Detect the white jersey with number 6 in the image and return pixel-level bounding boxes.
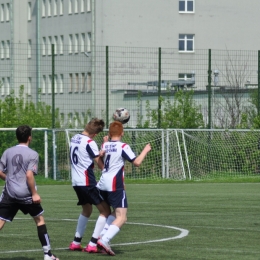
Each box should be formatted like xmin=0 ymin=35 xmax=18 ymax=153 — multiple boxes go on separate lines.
xmin=70 ymin=133 xmax=99 ymax=187
xmin=97 ymin=141 xmax=136 ymax=192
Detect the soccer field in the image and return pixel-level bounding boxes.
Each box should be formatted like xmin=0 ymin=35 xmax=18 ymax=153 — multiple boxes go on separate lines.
xmin=0 ymin=183 xmax=259 ymax=260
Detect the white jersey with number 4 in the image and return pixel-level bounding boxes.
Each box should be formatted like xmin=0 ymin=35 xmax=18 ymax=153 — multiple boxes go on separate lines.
xmin=97 ymin=141 xmax=136 ymax=192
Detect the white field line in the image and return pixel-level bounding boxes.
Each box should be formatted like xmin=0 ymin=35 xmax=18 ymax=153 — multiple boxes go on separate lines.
xmin=0 ymin=218 xmax=189 ymax=254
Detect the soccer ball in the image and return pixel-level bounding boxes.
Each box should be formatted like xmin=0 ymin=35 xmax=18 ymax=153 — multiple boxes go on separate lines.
xmin=113 ymin=108 xmax=130 ymax=124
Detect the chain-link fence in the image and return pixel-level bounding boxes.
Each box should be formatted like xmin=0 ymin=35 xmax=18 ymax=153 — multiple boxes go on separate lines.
xmin=0 ymin=43 xmax=259 ymax=129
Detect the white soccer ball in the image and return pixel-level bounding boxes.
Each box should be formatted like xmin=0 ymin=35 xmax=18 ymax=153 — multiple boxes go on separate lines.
xmin=113 ymin=108 xmax=130 ymax=124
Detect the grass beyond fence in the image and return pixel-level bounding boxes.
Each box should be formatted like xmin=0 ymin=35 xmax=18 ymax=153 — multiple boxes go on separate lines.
xmin=0 ymin=182 xmax=259 ymax=260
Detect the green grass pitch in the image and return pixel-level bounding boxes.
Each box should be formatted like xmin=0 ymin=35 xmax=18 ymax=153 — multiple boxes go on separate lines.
xmin=0 ymin=183 xmax=259 ymax=260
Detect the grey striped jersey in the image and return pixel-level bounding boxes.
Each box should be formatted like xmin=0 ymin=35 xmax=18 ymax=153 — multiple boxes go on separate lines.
xmin=0 ymin=145 xmax=39 ymax=203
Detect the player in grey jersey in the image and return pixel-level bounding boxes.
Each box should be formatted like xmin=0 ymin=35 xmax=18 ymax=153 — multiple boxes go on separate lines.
xmin=0 ymin=125 xmax=59 ymax=260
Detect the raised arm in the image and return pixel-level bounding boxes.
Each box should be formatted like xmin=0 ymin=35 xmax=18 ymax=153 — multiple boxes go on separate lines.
xmin=132 ymin=143 xmax=151 ymax=167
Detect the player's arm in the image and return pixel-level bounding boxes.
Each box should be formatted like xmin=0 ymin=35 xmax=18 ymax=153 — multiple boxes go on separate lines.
xmin=0 ymin=170 xmax=6 ymax=181
xmin=26 ymin=170 xmax=41 ymax=203
xmin=95 ymin=155 xmax=104 ymax=170
xmin=132 ymin=143 xmax=151 ymax=167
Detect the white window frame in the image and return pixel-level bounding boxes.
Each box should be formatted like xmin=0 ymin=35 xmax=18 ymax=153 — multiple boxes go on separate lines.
xmin=1 ymin=4 xmax=4 ymax=22
xmin=1 ymin=78 xmax=5 ymax=95
xmin=42 ymin=37 xmax=46 ymax=56
xmin=179 ymin=34 xmax=194 ymax=52
xmin=59 ymin=0 xmax=63 ymax=15
xmin=28 ymin=2 xmax=32 ymax=21
xmin=59 ymin=35 xmax=64 ymax=54
xmin=6 ymin=40 xmax=10 ymax=59
xmin=87 ymin=0 xmax=91 ymax=12
xmin=28 ymin=39 xmax=32 ymax=58
xmin=74 ymin=34 xmax=79 ymax=53
xmin=81 ymin=73 xmax=85 ymax=92
xmin=54 ymin=74 xmax=58 ymax=93
xmin=48 ymin=0 xmax=51 ymax=17
xmin=87 ymin=32 xmax=91 ymax=52
xmin=42 ymin=75 xmax=46 ymax=94
xmin=27 ymin=77 xmax=32 ymax=96
xmin=179 ymin=0 xmax=194 ymax=13
xmin=69 ymin=0 xmax=72 ymax=14
xmin=42 ymin=0 xmax=46 ymax=17
xmin=80 ymin=33 xmax=85 ymax=52
xmin=48 ymin=36 xmax=52 ymax=55
xmin=80 ymin=0 xmax=85 ymax=12
xmin=75 ymin=0 xmax=78 ymax=13
xmin=48 ymin=75 xmax=52 ymax=94
xmin=53 ymin=0 xmax=57 ymax=16
xmin=87 ymin=72 xmax=91 ymax=92
xmin=6 ymin=77 xmax=10 ymax=95
xmin=1 ymin=41 xmax=5 ymax=59
xmin=69 ymin=73 xmax=73 ymax=92
xmin=54 ymin=36 xmax=58 ymax=54
xmin=75 ymin=73 xmax=79 ymax=92
xmin=6 ymin=3 xmax=10 ymax=21
xmin=69 ymin=34 xmax=73 ymax=54
xmin=60 ymin=74 xmax=64 ymax=93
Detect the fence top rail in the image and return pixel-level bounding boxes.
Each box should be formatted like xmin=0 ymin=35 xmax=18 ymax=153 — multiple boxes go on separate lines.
xmin=62 ymin=128 xmax=164 ymax=132
xmin=0 ymin=128 xmax=48 ymax=130
xmin=173 ymin=129 xmax=260 ymax=132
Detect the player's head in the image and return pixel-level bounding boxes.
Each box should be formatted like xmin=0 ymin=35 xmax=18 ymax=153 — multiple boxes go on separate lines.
xmin=109 ymin=121 xmax=123 ymax=138
xmin=16 ymin=125 xmax=32 ymax=143
xmin=85 ymin=118 xmax=105 ymax=135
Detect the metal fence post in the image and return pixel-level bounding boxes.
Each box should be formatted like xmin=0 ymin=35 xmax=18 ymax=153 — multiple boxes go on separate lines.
xmin=51 ymin=44 xmax=55 ymax=129
xmin=106 ymin=46 xmax=109 ymax=128
xmin=158 ymin=47 xmax=162 ymax=128
xmin=208 ymin=49 xmax=212 ymax=129
xmin=258 ymin=50 xmax=260 ymax=116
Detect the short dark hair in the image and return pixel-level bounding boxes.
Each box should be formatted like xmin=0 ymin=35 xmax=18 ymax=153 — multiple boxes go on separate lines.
xmin=85 ymin=118 xmax=105 ymax=135
xmin=16 ymin=125 xmax=32 ymax=143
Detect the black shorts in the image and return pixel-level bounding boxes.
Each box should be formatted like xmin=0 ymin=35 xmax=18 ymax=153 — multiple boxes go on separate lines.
xmin=73 ymin=186 xmax=104 ymax=206
xmin=101 ymin=189 xmax=128 ymax=209
xmin=0 ymin=190 xmax=44 ymax=222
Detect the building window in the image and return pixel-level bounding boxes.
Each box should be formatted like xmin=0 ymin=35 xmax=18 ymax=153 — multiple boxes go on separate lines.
xmin=60 ymin=74 xmax=64 ymax=93
xmin=42 ymin=0 xmax=46 ymax=17
xmin=54 ymin=36 xmax=58 ymax=54
xmin=1 ymin=41 xmax=5 ymax=59
xmin=48 ymin=0 xmax=51 ymax=17
xmin=60 ymin=0 xmax=63 ymax=15
xmin=87 ymin=72 xmax=91 ymax=92
xmin=87 ymin=0 xmax=91 ymax=12
xmin=75 ymin=34 xmax=79 ymax=53
xmin=179 ymin=34 xmax=194 ymax=52
xmin=48 ymin=36 xmax=52 ymax=55
xmin=48 ymin=75 xmax=52 ymax=94
xmin=54 ymin=74 xmax=58 ymax=93
xmin=42 ymin=37 xmax=46 ymax=55
xmin=59 ymin=35 xmax=63 ymax=54
xmin=42 ymin=75 xmax=46 ymax=94
xmin=6 ymin=3 xmax=10 ymax=21
xmin=28 ymin=39 xmax=32 ymax=58
xmin=81 ymin=0 xmax=85 ymax=12
xmin=69 ymin=0 xmax=72 ymax=14
xmin=81 ymin=73 xmax=85 ymax=92
xmin=6 ymin=77 xmax=10 ymax=95
xmin=87 ymin=32 xmax=91 ymax=52
xmin=1 ymin=4 xmax=4 ymax=22
xmin=69 ymin=73 xmax=73 ymax=92
xmin=80 ymin=33 xmax=85 ymax=52
xmin=75 ymin=0 xmax=78 ymax=13
xmin=75 ymin=73 xmax=79 ymax=92
xmin=27 ymin=77 xmax=32 ymax=96
xmin=179 ymin=0 xmax=194 ymax=13
xmin=1 ymin=78 xmax=5 ymax=95
xmin=28 ymin=2 xmax=32 ymax=21
xmin=54 ymin=0 xmax=57 ymax=16
xmin=69 ymin=34 xmax=73 ymax=54
xmin=6 ymin=40 xmax=10 ymax=59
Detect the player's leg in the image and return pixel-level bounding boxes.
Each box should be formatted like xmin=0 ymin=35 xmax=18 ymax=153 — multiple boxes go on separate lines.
xmin=99 ymin=212 xmax=116 ymax=238
xmin=0 ymin=219 xmax=6 ymax=230
xmin=70 ymin=203 xmax=92 ymax=251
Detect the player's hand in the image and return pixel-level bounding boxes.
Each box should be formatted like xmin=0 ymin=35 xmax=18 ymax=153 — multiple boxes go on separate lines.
xmin=32 ymin=193 xmax=41 ymax=204
xmin=103 ymin=135 xmax=109 ymax=143
xmin=144 ymin=143 xmax=152 ymax=153
xmin=99 ymin=150 xmax=106 ymax=157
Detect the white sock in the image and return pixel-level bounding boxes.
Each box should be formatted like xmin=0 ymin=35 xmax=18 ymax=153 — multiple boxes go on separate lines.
xmin=100 ymin=215 xmax=116 ymax=237
xmin=102 ymin=224 xmax=120 ymax=243
xmin=74 ymin=214 xmax=88 ymax=240
xmin=92 ymin=215 xmax=107 ymax=239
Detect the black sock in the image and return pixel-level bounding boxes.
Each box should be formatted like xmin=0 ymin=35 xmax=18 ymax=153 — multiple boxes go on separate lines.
xmin=37 ymin=224 xmax=52 ymax=255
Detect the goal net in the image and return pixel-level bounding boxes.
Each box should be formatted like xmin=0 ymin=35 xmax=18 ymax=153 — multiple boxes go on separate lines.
xmin=44 ymin=129 xmax=260 ymax=181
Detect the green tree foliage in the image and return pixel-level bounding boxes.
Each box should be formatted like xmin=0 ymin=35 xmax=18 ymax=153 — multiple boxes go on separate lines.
xmin=137 ymin=90 xmax=205 ymax=129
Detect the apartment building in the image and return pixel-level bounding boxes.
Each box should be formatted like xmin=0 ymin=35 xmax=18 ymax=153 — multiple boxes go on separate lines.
xmin=0 ymin=0 xmax=259 ymax=126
